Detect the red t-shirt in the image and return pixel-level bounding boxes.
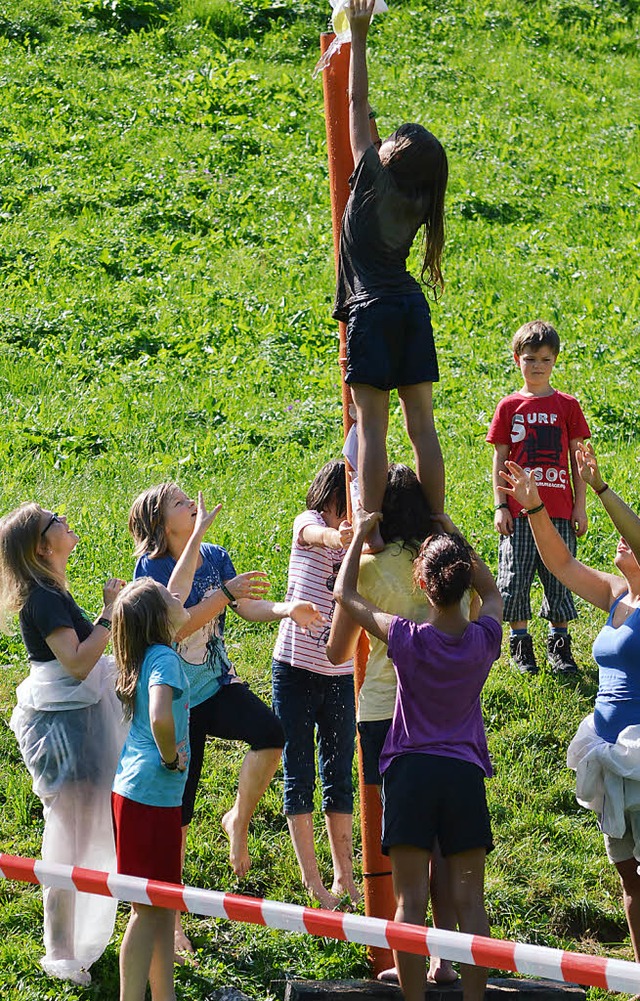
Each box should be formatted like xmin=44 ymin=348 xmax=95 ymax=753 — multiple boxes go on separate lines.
xmin=487 ymin=390 xmax=590 ymax=519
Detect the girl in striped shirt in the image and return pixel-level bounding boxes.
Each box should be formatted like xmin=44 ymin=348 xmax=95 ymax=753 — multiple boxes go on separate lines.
xmin=272 ymin=460 xmax=360 ymax=908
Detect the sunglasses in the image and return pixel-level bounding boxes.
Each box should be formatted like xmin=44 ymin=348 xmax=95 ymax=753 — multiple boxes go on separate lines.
xmin=41 ymin=513 xmax=62 ymax=537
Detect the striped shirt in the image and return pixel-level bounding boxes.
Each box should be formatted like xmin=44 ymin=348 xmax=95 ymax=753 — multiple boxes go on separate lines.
xmin=273 ymin=510 xmax=353 ymax=676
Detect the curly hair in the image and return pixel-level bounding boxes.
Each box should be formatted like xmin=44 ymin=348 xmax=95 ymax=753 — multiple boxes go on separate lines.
xmin=413 ymin=532 xmax=474 ymax=608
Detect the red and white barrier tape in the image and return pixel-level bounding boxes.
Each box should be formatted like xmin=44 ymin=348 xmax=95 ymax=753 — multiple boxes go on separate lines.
xmin=1 ymin=853 xmax=637 ymax=991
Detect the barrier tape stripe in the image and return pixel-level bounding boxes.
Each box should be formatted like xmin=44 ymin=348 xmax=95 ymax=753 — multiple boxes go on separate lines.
xmin=1 ymin=853 xmax=638 ymax=992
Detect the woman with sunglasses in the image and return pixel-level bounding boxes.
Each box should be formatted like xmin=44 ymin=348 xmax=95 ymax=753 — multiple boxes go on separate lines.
xmin=0 ymin=503 xmax=128 ymax=986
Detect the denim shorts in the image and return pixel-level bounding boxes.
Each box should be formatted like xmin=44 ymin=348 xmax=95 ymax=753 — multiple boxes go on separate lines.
xmin=272 ymin=659 xmax=356 ymax=815
xmin=345 ymin=292 xmax=439 ymax=391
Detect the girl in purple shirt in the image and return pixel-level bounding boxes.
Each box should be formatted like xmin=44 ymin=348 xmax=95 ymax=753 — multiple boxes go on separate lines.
xmin=335 ymin=506 xmax=502 ymax=1001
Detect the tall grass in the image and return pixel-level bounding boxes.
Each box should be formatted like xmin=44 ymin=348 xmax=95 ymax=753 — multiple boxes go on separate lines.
xmin=0 ymin=0 xmax=639 ymax=997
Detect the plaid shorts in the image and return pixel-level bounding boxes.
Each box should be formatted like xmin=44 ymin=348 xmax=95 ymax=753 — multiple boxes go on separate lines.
xmin=497 ymin=516 xmax=577 ymax=623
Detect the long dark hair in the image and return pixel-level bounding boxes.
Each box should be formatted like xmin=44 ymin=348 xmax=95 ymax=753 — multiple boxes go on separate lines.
xmin=385 ymin=123 xmax=448 ymax=297
xmin=379 ymin=464 xmax=433 ymax=556
xmin=306 ymin=460 xmax=347 ymax=519
xmin=413 ymin=533 xmax=474 ymax=608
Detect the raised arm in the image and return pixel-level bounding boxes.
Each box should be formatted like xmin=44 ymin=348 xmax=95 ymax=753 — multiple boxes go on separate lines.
xmin=570 ymin=438 xmax=588 ymax=537
xmin=346 ymin=0 xmax=376 ymax=164
xmin=577 ymin=441 xmax=640 ymax=564
xmin=499 ymin=461 xmax=624 ymax=612
xmin=333 ymin=507 xmax=393 ymax=644
xmin=45 ymin=577 xmax=125 ymax=680
xmin=168 ymin=492 xmax=221 ymax=604
xmin=432 ymin=513 xmax=502 ymax=623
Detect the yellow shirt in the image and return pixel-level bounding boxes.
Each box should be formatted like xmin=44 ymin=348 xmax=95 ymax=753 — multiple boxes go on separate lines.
xmin=358 ymin=543 xmax=431 ymax=722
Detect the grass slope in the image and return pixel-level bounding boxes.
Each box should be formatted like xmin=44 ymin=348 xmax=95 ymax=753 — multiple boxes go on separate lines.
xmin=0 ymin=0 xmax=639 ymax=997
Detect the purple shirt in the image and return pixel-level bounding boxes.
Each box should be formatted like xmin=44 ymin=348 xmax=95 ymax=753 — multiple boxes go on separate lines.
xmin=380 ymin=615 xmax=503 ymax=777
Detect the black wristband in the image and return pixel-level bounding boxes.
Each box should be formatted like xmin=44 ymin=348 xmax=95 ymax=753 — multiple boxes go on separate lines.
xmin=494 ymin=503 xmax=509 ymax=511
xmin=594 ymin=483 xmax=609 ymax=496
xmin=220 ymin=582 xmax=238 ymax=609
xmin=162 ymin=753 xmax=179 ymax=771
xmin=96 ymin=617 xmax=112 ymax=631
xmin=368 ymin=109 xmax=377 ymax=119
xmin=525 ymin=502 xmax=545 ymax=516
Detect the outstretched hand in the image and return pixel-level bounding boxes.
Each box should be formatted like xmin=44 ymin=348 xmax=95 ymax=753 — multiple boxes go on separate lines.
xmin=498 ymin=461 xmax=542 ymax=510
xmin=289 ymin=600 xmax=327 ymax=634
xmin=193 ymin=491 xmax=222 ymax=538
xmin=576 ymin=441 xmax=606 ymax=491
xmin=345 ymin=0 xmax=375 ymax=33
xmin=226 ymin=571 xmax=271 ymax=602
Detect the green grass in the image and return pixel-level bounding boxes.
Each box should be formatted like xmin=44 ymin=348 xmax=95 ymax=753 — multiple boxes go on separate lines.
xmin=1 ymin=0 xmax=640 ymax=996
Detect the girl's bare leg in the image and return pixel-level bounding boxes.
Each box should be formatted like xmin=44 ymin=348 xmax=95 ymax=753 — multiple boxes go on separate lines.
xmin=121 ymin=904 xmax=175 ymax=1001
xmin=389 ymin=845 xmax=431 ymax=1001
xmin=174 ymin=825 xmax=195 ymax=960
xmin=221 ymin=746 xmax=282 ymax=877
xmin=428 ymin=844 xmax=458 ymax=983
xmin=398 ymin=382 xmax=445 ymax=514
xmin=350 ymin=383 xmax=389 ymax=552
xmin=326 ymin=811 xmax=361 ymax=905
xmin=448 ymin=848 xmax=490 ymax=1001
xmin=287 ymin=813 xmax=339 ymax=908
xmin=149 ymin=907 xmax=178 ymax=1001
xmin=615 ymin=857 xmax=640 ymax=961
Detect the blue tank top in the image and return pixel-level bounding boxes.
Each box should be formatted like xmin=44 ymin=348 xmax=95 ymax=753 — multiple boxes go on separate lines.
xmin=593 ymin=592 xmax=640 ymax=743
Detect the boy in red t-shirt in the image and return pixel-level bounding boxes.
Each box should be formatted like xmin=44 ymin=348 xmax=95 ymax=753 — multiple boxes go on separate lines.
xmin=487 ymin=320 xmax=590 ymax=675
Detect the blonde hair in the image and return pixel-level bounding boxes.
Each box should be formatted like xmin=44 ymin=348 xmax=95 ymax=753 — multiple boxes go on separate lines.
xmin=128 ymin=483 xmax=178 ymax=559
xmin=112 ymin=577 xmax=175 ymax=720
xmin=0 ymin=503 xmax=66 ymax=631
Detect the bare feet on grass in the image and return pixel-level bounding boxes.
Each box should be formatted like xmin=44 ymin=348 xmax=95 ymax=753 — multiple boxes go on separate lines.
xmin=331 ymin=877 xmax=362 ymax=909
xmin=305 ymin=880 xmax=340 ymax=910
xmin=221 ymin=808 xmax=251 ymax=877
xmin=427 ymin=957 xmax=458 ymax=984
xmin=174 ymin=916 xmax=198 ymax=966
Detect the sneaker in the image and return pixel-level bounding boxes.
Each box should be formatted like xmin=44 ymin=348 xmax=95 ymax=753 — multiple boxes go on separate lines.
xmin=509 ymin=633 xmax=538 ymax=674
xmin=547 ymin=633 xmax=579 ymax=675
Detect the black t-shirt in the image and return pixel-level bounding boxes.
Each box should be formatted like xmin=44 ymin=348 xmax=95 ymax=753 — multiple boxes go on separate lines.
xmin=333 ymin=145 xmax=426 ymax=322
xmin=19 ymin=584 xmax=94 ymax=661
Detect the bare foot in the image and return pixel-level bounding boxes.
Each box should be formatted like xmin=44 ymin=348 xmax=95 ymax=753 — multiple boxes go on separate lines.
xmin=377 ymin=967 xmax=399 ymax=983
xmin=221 ymin=809 xmax=251 ymax=877
xmin=427 ymin=957 xmax=458 ymax=984
xmin=174 ymin=920 xmax=198 ymax=966
xmin=305 ymin=882 xmax=340 ymax=910
xmin=331 ymin=878 xmax=362 ymax=907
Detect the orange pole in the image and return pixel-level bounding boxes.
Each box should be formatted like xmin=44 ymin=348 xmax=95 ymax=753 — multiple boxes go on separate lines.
xmin=320 ymin=32 xmax=395 ymax=977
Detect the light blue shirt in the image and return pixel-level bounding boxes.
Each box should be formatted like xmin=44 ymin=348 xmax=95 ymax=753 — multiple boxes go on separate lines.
xmin=113 ymin=644 xmax=190 ymax=807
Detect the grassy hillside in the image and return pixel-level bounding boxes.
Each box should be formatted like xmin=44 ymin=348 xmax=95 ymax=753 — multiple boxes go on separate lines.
xmin=1 ymin=0 xmax=639 ymax=997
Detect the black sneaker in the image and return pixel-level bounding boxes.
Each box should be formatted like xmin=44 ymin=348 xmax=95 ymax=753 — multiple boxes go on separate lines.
xmin=547 ymin=633 xmax=579 ymax=675
xmin=510 ymin=633 xmax=538 ymax=674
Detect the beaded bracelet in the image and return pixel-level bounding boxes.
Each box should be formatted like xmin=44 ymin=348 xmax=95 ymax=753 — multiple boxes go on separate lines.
xmin=525 ymin=502 xmax=545 ymax=516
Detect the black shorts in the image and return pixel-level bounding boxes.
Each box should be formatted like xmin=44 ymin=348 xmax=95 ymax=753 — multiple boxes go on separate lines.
xmin=358 ymin=718 xmax=392 ymax=786
xmin=382 ymin=753 xmax=493 ymax=857
xmin=345 ymin=292 xmax=439 ymax=391
xmin=182 ymin=682 xmax=285 ymax=825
